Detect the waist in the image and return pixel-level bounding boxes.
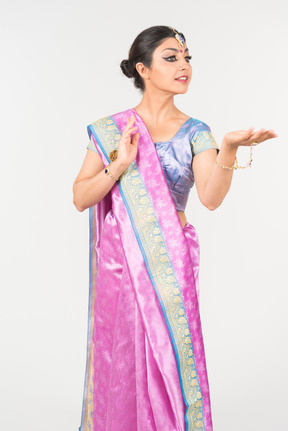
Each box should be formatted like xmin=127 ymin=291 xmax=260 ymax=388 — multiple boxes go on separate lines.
xmin=177 ymin=211 xmax=187 ymax=229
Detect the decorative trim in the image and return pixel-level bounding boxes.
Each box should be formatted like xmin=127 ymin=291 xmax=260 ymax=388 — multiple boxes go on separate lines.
xmin=88 ymin=115 xmax=205 ymax=430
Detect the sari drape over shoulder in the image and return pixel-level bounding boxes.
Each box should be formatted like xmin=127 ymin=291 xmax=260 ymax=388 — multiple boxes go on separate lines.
xmin=79 ymin=108 xmax=214 ymax=431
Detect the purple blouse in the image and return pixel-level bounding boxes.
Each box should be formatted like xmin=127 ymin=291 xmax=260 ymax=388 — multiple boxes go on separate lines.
xmin=87 ymin=118 xmax=219 ymax=211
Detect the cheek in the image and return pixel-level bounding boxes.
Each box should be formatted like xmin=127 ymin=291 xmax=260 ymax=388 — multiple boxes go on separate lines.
xmin=153 ymin=63 xmax=175 ymax=80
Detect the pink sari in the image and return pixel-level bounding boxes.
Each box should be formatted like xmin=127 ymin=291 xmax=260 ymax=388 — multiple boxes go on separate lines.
xmin=79 ymin=108 xmax=213 ymax=431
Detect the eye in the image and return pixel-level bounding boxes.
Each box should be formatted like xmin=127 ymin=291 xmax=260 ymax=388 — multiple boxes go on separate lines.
xmin=164 ymin=55 xmax=177 ymax=62
xmin=163 ymin=55 xmax=192 ymax=62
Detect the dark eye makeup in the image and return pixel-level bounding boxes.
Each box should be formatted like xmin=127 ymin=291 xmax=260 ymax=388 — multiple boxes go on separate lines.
xmin=163 ymin=55 xmax=192 ymax=62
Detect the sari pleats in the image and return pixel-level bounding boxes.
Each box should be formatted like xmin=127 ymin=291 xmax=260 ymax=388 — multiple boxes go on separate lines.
xmin=145 ymin=335 xmax=183 ymax=430
xmin=90 ymin=209 xmax=197 ymax=430
xmin=135 ymin=302 xmax=157 ymax=430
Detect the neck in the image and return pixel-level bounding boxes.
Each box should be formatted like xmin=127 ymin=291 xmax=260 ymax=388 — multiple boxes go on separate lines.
xmin=134 ymin=90 xmax=180 ymax=125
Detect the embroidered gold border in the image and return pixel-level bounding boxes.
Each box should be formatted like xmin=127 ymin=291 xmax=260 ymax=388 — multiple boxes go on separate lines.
xmin=90 ymin=116 xmax=205 ymax=430
xmin=191 ymin=130 xmax=219 ymax=157
xmin=82 ymin=206 xmax=97 ymax=431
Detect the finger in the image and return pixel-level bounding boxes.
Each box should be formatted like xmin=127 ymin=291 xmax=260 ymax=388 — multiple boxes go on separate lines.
xmin=131 ymin=132 xmax=140 ymax=146
xmin=123 ymin=126 xmax=138 ymax=137
xmin=254 ymin=129 xmax=275 ymax=139
xmin=249 ymin=129 xmax=267 ymax=141
xmin=125 ymin=117 xmax=137 ymax=131
xmin=257 ymin=129 xmax=274 ymax=138
xmin=124 ymin=115 xmax=135 ymax=130
xmin=244 ymin=128 xmax=255 ymax=139
xmin=128 ymin=114 xmax=136 ymax=124
xmin=256 ymin=130 xmax=278 ymax=141
xmin=123 ymin=124 xmax=138 ymax=136
xmin=248 ymin=129 xmax=276 ymax=145
xmin=262 ymin=129 xmax=278 ymax=137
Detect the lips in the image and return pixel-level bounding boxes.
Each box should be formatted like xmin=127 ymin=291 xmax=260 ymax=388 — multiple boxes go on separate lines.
xmin=175 ymin=75 xmax=188 ymax=81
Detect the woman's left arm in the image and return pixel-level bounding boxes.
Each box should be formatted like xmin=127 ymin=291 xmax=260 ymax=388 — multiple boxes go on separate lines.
xmin=192 ymin=127 xmax=278 ymax=211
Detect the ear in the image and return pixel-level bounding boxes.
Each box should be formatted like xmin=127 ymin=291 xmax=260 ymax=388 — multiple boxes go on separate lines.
xmin=135 ymin=62 xmax=150 ymax=80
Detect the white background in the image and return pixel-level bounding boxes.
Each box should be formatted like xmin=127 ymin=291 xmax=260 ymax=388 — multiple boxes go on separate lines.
xmin=1 ymin=0 xmax=287 ymax=430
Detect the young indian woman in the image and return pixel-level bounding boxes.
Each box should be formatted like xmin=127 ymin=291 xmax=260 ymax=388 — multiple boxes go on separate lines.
xmin=73 ymin=25 xmax=277 ymax=431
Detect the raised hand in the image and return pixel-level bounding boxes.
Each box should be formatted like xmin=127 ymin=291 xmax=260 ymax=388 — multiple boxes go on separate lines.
xmin=117 ymin=114 xmax=140 ymax=167
xmin=224 ymin=127 xmax=278 ymax=149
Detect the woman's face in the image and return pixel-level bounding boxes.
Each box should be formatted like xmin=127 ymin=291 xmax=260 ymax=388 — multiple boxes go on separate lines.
xmin=140 ymin=37 xmax=192 ymax=94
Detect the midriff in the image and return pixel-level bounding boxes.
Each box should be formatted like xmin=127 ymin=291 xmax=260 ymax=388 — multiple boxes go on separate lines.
xmin=177 ymin=211 xmax=187 ymax=229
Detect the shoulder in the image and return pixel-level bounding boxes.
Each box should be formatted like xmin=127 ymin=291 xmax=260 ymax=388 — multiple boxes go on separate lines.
xmin=88 ymin=114 xmax=114 ymax=130
xmin=87 ymin=108 xmax=131 ymax=135
xmin=188 ymin=118 xmax=219 ymax=157
xmin=189 ymin=118 xmax=211 ymax=138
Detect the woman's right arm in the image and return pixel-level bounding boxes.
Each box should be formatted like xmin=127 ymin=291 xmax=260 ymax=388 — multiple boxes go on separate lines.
xmin=73 ymin=152 xmax=128 ymax=212
xmin=73 ymin=114 xmax=139 ymax=212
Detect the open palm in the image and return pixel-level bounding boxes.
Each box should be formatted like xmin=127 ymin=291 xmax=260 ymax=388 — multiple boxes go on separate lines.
xmin=224 ymin=127 xmax=278 ymax=149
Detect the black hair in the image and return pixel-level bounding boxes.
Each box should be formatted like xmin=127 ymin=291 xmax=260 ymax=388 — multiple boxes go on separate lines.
xmin=120 ymin=25 xmax=186 ymax=93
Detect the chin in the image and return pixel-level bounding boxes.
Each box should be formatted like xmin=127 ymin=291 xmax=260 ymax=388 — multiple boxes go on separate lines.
xmin=174 ymin=82 xmax=190 ymax=94
xmin=157 ymin=83 xmax=190 ymax=95
xmin=179 ymin=87 xmax=189 ymax=94
xmin=174 ymin=87 xmax=189 ymax=95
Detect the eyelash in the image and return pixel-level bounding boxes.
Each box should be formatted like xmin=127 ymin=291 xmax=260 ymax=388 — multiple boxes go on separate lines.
xmin=164 ymin=55 xmax=192 ymax=62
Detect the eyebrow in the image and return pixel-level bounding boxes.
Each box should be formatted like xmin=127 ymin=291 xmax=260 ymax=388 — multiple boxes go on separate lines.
xmin=161 ymin=47 xmax=189 ymax=53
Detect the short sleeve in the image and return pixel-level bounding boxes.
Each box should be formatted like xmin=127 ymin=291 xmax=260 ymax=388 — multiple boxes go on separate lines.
xmin=191 ymin=130 xmax=219 ymax=157
xmin=86 ymin=137 xmax=99 ymax=154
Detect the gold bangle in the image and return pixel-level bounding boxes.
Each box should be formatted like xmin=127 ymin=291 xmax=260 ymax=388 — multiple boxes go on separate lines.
xmin=104 ymin=163 xmax=119 ymax=181
xmin=216 ymin=143 xmax=254 ymax=170
xmin=215 ymin=158 xmax=237 ymax=170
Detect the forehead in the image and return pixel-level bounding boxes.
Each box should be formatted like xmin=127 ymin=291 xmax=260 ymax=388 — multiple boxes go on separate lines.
xmin=155 ymin=37 xmax=189 ymax=54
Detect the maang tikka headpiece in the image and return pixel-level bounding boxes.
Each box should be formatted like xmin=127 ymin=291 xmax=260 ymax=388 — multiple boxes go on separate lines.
xmin=169 ymin=26 xmax=185 ymax=47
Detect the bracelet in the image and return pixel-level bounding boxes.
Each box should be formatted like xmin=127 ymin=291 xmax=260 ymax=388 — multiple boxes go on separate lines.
xmin=107 ymin=147 xmax=128 ymax=180
xmin=104 ymin=163 xmax=119 ymax=181
xmin=109 ymin=149 xmax=118 ymax=162
xmin=216 ymin=142 xmax=256 ymax=170
xmin=105 ymin=149 xmax=120 ymax=181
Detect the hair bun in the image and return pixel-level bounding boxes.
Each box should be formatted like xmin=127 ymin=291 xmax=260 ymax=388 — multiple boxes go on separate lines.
xmin=120 ymin=59 xmax=134 ymax=78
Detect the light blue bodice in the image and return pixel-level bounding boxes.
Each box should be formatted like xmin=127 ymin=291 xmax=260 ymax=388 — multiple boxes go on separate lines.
xmin=87 ymin=118 xmax=219 ymax=211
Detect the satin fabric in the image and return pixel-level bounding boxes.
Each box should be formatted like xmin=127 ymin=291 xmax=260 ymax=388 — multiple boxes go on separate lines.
xmin=86 ymin=109 xmax=219 ymax=211
xmin=86 ymin=108 xmax=219 ymax=212
xmin=143 ymin=112 xmax=195 ymax=212
xmin=79 ymin=108 xmax=213 ymax=431
xmin=86 ymin=209 xmax=201 ymax=431
xmin=131 ymin=108 xmax=219 ymax=212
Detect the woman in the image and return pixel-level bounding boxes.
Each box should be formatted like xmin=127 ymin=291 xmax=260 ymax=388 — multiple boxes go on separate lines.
xmin=73 ymin=26 xmax=277 ymax=431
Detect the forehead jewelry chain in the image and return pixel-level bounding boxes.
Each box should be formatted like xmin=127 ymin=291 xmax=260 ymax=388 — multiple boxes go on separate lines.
xmin=169 ymin=26 xmax=185 ymax=47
